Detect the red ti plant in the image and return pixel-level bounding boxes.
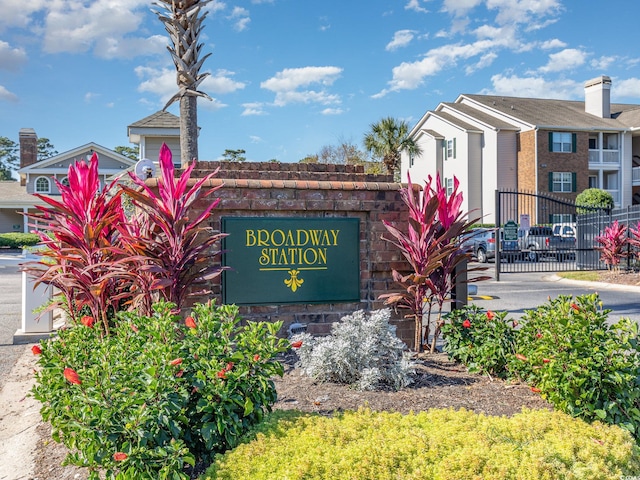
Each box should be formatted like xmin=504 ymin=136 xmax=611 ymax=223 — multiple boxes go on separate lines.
xmin=628 ymin=222 xmax=640 ymax=265
xmin=22 ymin=153 xmax=138 ymax=335
xmin=595 ymin=220 xmax=628 ymax=270
xmin=118 ymin=143 xmax=227 ymax=311
xmin=379 ymin=173 xmax=485 ymax=352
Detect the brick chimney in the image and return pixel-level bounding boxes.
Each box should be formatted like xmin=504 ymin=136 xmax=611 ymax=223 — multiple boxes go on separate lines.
xmin=584 ymin=75 xmax=611 ymax=118
xmin=19 ymin=128 xmax=38 ymax=186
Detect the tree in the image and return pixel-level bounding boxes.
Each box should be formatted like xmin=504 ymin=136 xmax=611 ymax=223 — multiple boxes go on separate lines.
xmin=155 ymin=0 xmax=213 ymax=167
xmin=0 ymin=137 xmax=18 ymax=180
xmin=363 ymin=117 xmax=421 ymax=176
xmin=114 ymin=145 xmax=140 ymax=161
xmin=301 ymin=139 xmax=384 ymax=174
xmin=576 ymin=188 xmax=614 ymax=214
xmin=37 ymin=138 xmax=58 ymax=160
xmin=222 ymin=149 xmax=246 ymax=162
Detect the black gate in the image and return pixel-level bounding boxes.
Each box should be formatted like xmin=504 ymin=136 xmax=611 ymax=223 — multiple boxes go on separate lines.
xmin=494 ymin=190 xmax=604 ymax=279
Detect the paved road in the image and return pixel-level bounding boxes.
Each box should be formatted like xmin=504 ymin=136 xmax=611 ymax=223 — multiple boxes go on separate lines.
xmin=466 ymin=265 xmax=640 ymax=323
xmin=0 ymin=252 xmax=27 ymax=391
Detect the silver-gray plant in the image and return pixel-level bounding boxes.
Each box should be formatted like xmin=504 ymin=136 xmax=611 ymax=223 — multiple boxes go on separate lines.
xmin=293 ymin=309 xmax=416 ymax=391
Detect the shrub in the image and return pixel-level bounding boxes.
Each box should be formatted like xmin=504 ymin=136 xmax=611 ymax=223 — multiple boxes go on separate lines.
xmin=511 ymin=294 xmax=640 ymax=439
xmin=576 ymin=188 xmax=614 ymax=214
xmin=31 ymin=301 xmax=288 ymax=480
xmin=441 ymin=306 xmax=517 ymax=378
xmin=204 ymin=408 xmax=640 ymax=479
xmin=595 ymin=220 xmax=628 ymax=268
xmin=0 ymin=232 xmax=40 ymax=248
xmin=293 ymin=309 xmax=415 ymax=391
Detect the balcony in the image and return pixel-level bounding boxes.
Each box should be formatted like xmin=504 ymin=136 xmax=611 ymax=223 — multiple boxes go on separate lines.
xmin=606 ymin=189 xmax=620 ymax=205
xmin=634 ymin=166 xmax=640 ymax=186
xmin=588 ymin=149 xmax=620 ymax=166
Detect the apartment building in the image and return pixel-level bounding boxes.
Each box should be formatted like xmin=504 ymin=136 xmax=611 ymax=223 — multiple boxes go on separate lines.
xmin=402 ymin=76 xmax=640 ymax=224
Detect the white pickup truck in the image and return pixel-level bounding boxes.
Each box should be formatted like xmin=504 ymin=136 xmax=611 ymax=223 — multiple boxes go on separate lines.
xmin=518 ymin=226 xmax=576 ymax=262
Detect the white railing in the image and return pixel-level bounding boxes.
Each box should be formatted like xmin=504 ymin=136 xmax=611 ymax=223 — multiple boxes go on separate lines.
xmin=588 ymin=149 xmax=620 ymax=165
xmin=634 ymin=167 xmax=640 ymax=185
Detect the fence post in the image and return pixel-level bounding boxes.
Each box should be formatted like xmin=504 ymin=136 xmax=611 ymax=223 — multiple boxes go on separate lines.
xmin=495 ymin=189 xmax=501 ymax=281
xmin=451 ymin=258 xmax=468 ymax=311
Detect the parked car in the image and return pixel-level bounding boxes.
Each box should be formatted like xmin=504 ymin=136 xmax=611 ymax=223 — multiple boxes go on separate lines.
xmin=552 ymin=223 xmax=576 ymax=238
xmin=461 ymin=228 xmax=519 ymax=263
xmin=518 ymin=226 xmax=576 ymax=261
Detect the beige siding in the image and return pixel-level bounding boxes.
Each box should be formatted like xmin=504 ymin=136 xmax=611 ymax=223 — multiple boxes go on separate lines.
xmin=497 ymin=132 xmax=517 ymax=189
xmin=143 ymin=137 xmax=181 ymax=163
xmin=0 ymin=209 xmax=23 ymax=233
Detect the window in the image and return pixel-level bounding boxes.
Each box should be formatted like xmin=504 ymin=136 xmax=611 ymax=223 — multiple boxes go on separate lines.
xmin=549 ymin=132 xmax=576 ymax=153
xmin=60 ymin=177 xmax=70 ymax=187
xmin=445 ymin=177 xmax=454 ymax=196
xmin=549 ymin=172 xmax=576 ymax=193
xmin=446 ymin=138 xmax=456 ymax=159
xmin=588 ymin=136 xmax=598 ymax=150
xmin=34 ymin=176 xmax=51 ymax=193
xmin=588 ymin=175 xmax=598 ymax=189
xmin=603 ymin=133 xmax=618 ymax=150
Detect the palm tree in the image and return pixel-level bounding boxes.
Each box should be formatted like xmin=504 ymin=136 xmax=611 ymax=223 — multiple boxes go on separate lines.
xmin=155 ymin=0 xmax=213 ymax=167
xmin=363 ymin=117 xmax=421 ymax=177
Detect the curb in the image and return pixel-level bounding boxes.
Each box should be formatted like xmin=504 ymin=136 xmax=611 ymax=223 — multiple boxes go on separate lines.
xmin=545 ymin=274 xmax=640 ymax=293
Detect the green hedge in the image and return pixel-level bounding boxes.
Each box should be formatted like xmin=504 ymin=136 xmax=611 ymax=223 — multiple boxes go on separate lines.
xmin=0 ymin=232 xmax=40 ymax=249
xmin=204 ymin=408 xmax=640 ymax=480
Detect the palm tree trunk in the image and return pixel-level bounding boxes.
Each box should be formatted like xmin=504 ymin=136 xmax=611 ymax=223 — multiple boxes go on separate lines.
xmin=180 ymin=95 xmax=198 ymax=166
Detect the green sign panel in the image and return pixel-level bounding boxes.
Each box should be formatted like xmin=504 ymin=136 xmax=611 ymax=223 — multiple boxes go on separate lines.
xmin=503 ymin=220 xmax=518 ymax=241
xmin=221 ymin=217 xmax=360 ymax=305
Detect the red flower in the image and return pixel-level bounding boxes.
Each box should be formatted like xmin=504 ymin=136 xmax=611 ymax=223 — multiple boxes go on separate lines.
xmin=175 ymin=369 xmax=184 ymax=378
xmin=542 ymin=358 xmax=550 ymax=364
xmin=217 ymin=370 xmax=226 ymax=379
xmin=80 ymin=315 xmax=95 ymax=328
xmin=185 ymin=316 xmax=196 ymax=329
xmin=486 ymin=310 xmax=495 ymax=320
xmin=63 ymin=368 xmax=81 ymax=385
xmin=225 ymin=362 xmax=234 ymax=372
xmin=515 ymin=353 xmax=528 ymax=361
xmin=130 ymin=323 xmax=139 ymax=333
xmin=253 ymin=354 xmax=260 ymax=362
xmin=536 ymin=332 xmax=543 ymax=339
xmin=113 ymin=452 xmax=128 ymax=461
xmin=31 ymin=345 xmax=42 ymax=355
xmin=462 ymin=319 xmax=471 ymax=328
xmin=570 ymin=303 xmax=580 ymax=312
xmin=170 ymin=358 xmax=183 ymax=366
xmin=530 ymin=387 xmax=541 ymax=393
xmin=291 ymin=340 xmax=303 ymax=349
xmin=512 ymin=320 xmax=519 ymax=328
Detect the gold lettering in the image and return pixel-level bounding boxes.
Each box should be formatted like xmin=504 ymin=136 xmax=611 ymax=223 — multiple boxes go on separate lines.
xmin=246 ymin=230 xmax=256 ymax=247
xmin=317 ymin=248 xmax=327 ymax=264
xmin=257 ymin=230 xmax=269 ymax=247
xmin=271 ymin=229 xmax=285 ymax=246
xmin=308 ymin=230 xmax=321 ymax=245
xmin=296 ymin=230 xmax=309 ymax=246
xmin=330 ymin=229 xmax=339 ymax=245
xmin=259 ymin=248 xmax=270 ymax=265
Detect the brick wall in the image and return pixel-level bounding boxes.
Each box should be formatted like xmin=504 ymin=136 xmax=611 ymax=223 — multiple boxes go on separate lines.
xmin=536 ymin=130 xmax=589 ymax=200
xmin=177 ymin=161 xmax=415 ymax=345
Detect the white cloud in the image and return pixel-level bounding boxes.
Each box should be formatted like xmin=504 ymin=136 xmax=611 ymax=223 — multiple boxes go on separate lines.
xmin=465 ymin=52 xmax=498 ymax=74
xmin=540 ymin=38 xmax=567 ymax=50
xmin=442 ymin=0 xmax=483 ymax=17
xmin=484 ymin=74 xmax=581 ymax=99
xmin=201 ymin=70 xmax=246 ymax=94
xmin=405 ymin=0 xmax=429 ymax=13
xmin=0 ymin=41 xmax=27 ymax=71
xmin=614 ymin=78 xmax=640 ymax=100
xmin=486 ymin=0 xmax=563 ymax=26
xmin=84 ymin=92 xmax=100 ymax=103
xmin=93 ymin=35 xmax=167 ymax=60
xmin=538 ymin=48 xmax=586 ymax=73
xmin=321 ymin=108 xmax=343 ymax=115
xmin=0 ymin=0 xmax=47 ymax=32
xmin=41 ymin=0 xmax=158 ymax=58
xmin=0 ymin=85 xmax=18 ymax=103
xmin=261 ymin=66 xmax=343 ymax=106
xmin=249 ymin=135 xmax=263 ymax=143
xmin=386 ymin=30 xmax=416 ymax=51
xmin=136 ymin=65 xmax=243 ymax=107
xmin=229 ymin=6 xmax=250 ymax=31
xmin=375 ymin=38 xmax=509 ymax=96
xmin=590 ymin=55 xmax=620 ymax=71
xmin=242 ymin=102 xmax=267 ymax=116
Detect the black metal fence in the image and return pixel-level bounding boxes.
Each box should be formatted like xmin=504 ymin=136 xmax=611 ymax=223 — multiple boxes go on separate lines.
xmin=494 ymin=190 xmax=605 ymax=278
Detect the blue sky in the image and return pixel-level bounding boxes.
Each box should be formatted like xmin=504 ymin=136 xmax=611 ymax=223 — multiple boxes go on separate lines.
xmin=1 ymin=0 xmax=640 ymax=165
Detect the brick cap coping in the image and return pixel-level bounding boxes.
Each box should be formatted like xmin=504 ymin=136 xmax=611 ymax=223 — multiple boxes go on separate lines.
xmin=146 ymin=178 xmax=408 ymax=191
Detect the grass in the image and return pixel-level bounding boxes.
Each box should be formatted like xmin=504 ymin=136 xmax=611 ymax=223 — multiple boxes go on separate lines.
xmin=556 ymin=271 xmax=601 ymax=282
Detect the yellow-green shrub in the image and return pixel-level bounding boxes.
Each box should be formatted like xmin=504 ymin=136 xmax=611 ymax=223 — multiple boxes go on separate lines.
xmin=203 ymin=408 xmax=640 ymax=480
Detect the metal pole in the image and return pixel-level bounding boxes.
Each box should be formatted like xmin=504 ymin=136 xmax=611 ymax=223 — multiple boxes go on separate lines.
xmin=495 ymin=189 xmax=501 ymax=281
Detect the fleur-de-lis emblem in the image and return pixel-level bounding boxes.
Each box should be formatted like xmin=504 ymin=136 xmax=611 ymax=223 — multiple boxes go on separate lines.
xmin=284 ymin=269 xmax=304 ymax=292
